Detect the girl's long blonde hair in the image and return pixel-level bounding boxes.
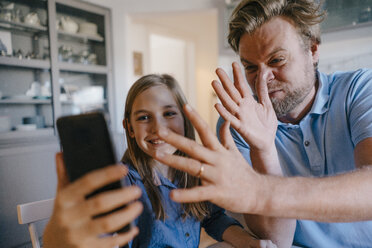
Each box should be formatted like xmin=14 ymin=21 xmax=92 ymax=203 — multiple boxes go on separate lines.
xmin=122 ymin=74 xmax=209 ymax=221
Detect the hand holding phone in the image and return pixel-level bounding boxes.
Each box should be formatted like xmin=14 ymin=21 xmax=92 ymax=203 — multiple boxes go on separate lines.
xmin=43 ymin=153 xmax=142 ymax=248
xmin=56 ymin=112 xmax=131 ymax=235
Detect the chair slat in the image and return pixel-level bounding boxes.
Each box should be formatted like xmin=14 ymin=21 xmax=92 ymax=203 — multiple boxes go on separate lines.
xmin=17 ymin=198 xmax=54 ymax=224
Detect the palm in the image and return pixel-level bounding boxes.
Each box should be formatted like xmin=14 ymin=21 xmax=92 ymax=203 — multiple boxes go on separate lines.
xmin=213 ymin=63 xmax=277 ymax=151
xmin=234 ymin=98 xmax=277 ymax=150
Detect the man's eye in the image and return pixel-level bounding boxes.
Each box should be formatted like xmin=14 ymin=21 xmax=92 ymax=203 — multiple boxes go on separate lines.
xmin=270 ymin=58 xmax=285 ymax=65
xmin=244 ymin=66 xmax=257 ymax=73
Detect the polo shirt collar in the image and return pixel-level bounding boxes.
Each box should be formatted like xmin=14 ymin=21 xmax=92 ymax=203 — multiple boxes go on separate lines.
xmin=309 ymin=70 xmax=330 ymax=115
xmin=277 ymin=70 xmax=330 ymax=126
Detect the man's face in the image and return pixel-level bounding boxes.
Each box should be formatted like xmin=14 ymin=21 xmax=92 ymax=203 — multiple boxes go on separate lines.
xmin=238 ymin=16 xmax=319 ymax=121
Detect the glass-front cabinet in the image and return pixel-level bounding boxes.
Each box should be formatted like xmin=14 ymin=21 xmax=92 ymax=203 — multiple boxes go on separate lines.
xmin=0 ymin=0 xmax=113 ymax=142
xmin=0 ymin=0 xmax=53 ymax=135
xmin=322 ymin=0 xmax=372 ymax=31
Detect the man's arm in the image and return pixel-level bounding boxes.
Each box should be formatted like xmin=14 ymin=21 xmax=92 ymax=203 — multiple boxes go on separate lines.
xmin=154 ymin=105 xmax=372 ymax=222
xmin=243 ymin=147 xmax=296 ymax=247
xmin=216 ymin=119 xmax=295 ymax=247
xmin=201 ymin=202 xmax=277 ymax=248
xmin=214 ymin=63 xmax=296 ymax=247
xmin=259 ymin=137 xmax=372 ymax=222
xmin=222 ymin=225 xmax=277 ymax=248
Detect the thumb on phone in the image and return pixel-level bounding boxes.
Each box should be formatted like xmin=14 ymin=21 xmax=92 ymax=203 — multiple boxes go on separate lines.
xmin=55 ymin=152 xmax=70 ymax=191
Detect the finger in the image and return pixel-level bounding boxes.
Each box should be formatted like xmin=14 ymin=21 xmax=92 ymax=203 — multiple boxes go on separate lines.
xmin=183 ymin=104 xmax=222 ymax=151
xmin=96 ymin=226 xmax=139 ymax=248
xmin=214 ymin=103 xmax=241 ymax=130
xmin=255 ymin=74 xmax=272 ymax=107
xmin=155 ymin=152 xmax=214 ymax=181
xmin=232 ymin=62 xmax=252 ymax=98
xmin=56 ymin=152 xmax=70 ymax=191
xmin=216 ymin=67 xmax=241 ymax=103
xmin=156 ymin=126 xmax=219 ymax=167
xmin=60 ymin=165 xmax=128 ymax=207
xmin=82 ymin=201 xmax=143 ymax=236
xmin=84 ymin=186 xmax=142 ymax=217
xmin=212 ymin=80 xmax=240 ymax=116
xmin=219 ymin=121 xmax=238 ymax=152
xmin=170 ymin=186 xmax=214 ymax=203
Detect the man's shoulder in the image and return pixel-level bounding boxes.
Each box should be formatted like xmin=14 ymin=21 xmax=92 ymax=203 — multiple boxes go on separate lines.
xmin=320 ymin=68 xmax=372 ymax=97
xmin=324 ymin=68 xmax=372 ymax=85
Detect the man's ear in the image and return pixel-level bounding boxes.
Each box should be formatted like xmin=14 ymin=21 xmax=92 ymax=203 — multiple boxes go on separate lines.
xmin=310 ymin=41 xmax=320 ymax=66
xmin=123 ymin=119 xmax=135 ymax=138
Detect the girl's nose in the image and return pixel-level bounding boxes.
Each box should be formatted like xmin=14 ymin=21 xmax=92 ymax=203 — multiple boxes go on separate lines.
xmin=151 ymin=117 xmax=165 ymax=133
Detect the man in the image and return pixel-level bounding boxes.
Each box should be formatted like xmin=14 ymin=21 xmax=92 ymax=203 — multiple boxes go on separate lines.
xmin=154 ymin=0 xmax=372 ymax=247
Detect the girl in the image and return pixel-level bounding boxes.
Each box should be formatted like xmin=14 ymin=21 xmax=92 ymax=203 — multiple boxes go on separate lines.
xmin=122 ymin=74 xmax=275 ymax=248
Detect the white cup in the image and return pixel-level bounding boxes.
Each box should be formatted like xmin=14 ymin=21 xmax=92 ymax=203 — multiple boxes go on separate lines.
xmin=0 ymin=116 xmax=11 ymax=133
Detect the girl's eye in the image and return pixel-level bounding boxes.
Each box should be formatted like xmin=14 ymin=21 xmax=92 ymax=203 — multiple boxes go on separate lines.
xmin=164 ymin=111 xmax=177 ymax=118
xmin=136 ymin=115 xmax=149 ymax=121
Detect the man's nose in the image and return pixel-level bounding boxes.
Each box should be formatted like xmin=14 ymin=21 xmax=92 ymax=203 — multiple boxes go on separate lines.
xmin=256 ymin=67 xmax=274 ymax=87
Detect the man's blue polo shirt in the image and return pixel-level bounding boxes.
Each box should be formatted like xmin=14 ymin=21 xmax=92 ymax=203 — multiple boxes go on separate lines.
xmin=217 ymin=69 xmax=372 ymax=247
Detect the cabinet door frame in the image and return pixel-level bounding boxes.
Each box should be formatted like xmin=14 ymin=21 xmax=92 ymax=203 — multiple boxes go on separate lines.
xmin=47 ymin=0 xmax=115 ymax=134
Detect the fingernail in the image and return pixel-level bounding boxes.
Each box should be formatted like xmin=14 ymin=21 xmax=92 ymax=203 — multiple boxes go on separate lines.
xmin=158 ymin=128 xmax=168 ymax=137
xmin=118 ymin=164 xmax=128 ymax=174
xmin=184 ymin=104 xmax=192 ymax=112
xmin=155 ymin=151 xmax=164 ymax=158
xmin=170 ymin=190 xmax=179 ymax=200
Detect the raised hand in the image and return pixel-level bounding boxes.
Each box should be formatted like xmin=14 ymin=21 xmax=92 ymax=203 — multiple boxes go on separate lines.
xmin=43 ymin=153 xmax=143 ymax=248
xmin=212 ymin=62 xmax=277 ymax=153
xmin=154 ymin=104 xmax=265 ymax=213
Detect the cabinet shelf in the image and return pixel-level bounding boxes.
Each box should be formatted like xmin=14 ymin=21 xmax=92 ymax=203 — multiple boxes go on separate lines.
xmin=58 ymin=62 xmax=108 ymax=74
xmin=61 ymin=99 xmax=107 ymax=105
xmin=58 ymin=30 xmax=104 ymax=43
xmin=0 ymin=99 xmax=52 ymax=104
xmin=0 ymin=20 xmax=48 ymax=35
xmin=0 ymin=56 xmax=50 ymax=69
xmin=0 ymin=128 xmax=56 ymax=149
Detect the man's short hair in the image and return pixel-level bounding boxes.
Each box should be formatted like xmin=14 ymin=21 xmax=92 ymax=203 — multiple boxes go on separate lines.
xmin=228 ymin=0 xmax=326 ymax=53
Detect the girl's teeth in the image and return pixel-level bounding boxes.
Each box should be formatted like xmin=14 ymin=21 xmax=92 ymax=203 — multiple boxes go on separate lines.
xmin=151 ymin=140 xmax=164 ymax=144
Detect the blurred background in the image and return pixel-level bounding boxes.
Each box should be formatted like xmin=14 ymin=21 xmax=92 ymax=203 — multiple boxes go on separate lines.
xmin=1 ymin=0 xmax=372 ymax=247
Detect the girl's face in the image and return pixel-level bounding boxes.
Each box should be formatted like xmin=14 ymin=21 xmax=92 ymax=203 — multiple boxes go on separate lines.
xmin=128 ymin=85 xmax=185 ymax=158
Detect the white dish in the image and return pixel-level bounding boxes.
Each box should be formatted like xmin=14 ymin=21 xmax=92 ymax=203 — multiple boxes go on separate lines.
xmin=0 ymin=116 xmax=11 ymax=133
xmin=16 ymin=124 xmax=37 ymax=131
xmin=11 ymin=95 xmax=33 ymax=100
xmin=79 ymin=22 xmax=98 ymax=36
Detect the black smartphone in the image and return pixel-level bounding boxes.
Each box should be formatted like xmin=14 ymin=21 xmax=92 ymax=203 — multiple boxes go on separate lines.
xmin=56 ymin=112 xmax=130 ymax=239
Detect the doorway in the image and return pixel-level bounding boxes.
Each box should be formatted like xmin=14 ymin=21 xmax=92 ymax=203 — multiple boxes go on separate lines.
xmin=149 ymin=33 xmax=196 ymax=105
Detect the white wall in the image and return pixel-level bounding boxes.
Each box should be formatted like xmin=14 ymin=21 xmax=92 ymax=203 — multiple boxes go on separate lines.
xmin=83 ymin=0 xmax=223 ymax=132
xmin=149 ymin=34 xmax=188 ymax=93
xmin=83 ymin=0 xmax=223 ymax=136
xmin=128 ymin=18 xmax=196 ymax=104
xmin=319 ymin=25 xmax=372 ymax=74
